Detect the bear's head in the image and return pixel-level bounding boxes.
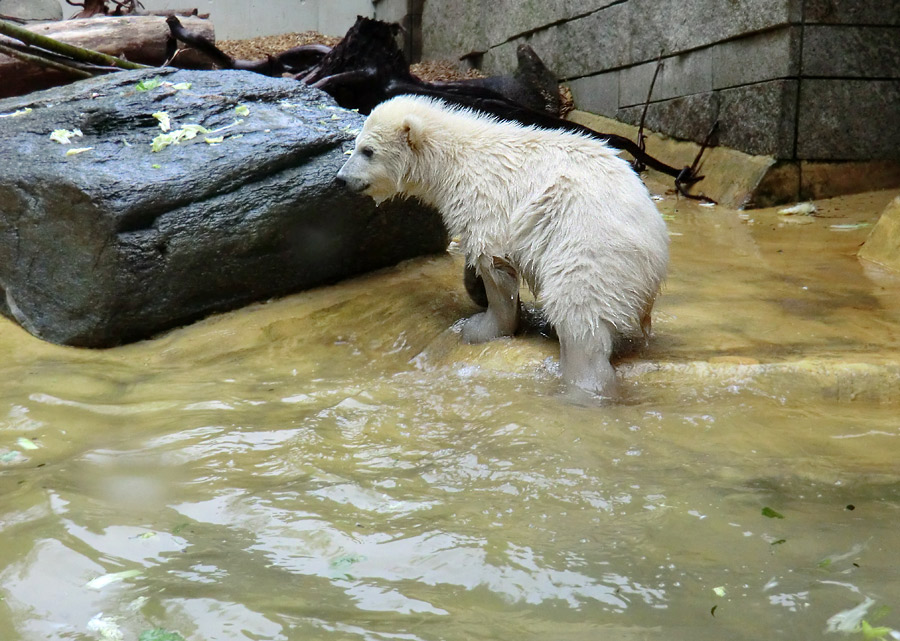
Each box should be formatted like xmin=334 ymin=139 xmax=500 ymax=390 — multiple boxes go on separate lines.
xmin=336 ymin=98 xmax=427 ymax=205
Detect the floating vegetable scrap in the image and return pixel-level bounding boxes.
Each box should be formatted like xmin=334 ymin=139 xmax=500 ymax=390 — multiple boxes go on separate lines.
xmin=16 ymin=437 xmax=38 ymax=450
xmin=778 ymin=202 xmax=817 ymax=216
xmin=86 ymin=569 xmax=142 ymax=590
xmin=87 ymin=613 xmax=124 ymax=641
xmin=830 ymin=223 xmax=870 ymax=231
xmin=761 ymin=507 xmax=785 ymax=519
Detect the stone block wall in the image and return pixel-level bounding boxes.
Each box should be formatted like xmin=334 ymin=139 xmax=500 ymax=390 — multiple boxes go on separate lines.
xmin=419 ymin=0 xmax=900 ymax=165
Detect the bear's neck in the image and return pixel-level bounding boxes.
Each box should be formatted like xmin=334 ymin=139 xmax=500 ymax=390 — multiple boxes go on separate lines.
xmin=400 ymin=132 xmax=534 ymax=252
xmin=403 ymin=134 xmax=520 ymax=209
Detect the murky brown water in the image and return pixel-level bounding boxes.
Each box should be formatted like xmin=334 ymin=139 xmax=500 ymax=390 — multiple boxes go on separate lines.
xmin=2 ymin=187 xmax=899 ymax=641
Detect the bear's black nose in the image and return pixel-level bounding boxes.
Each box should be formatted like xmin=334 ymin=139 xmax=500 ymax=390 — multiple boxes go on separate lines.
xmin=334 ymin=175 xmax=347 ymax=188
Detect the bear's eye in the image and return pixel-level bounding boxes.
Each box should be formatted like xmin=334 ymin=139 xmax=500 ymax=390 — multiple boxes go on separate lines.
xmin=361 ymin=146 xmax=374 ymax=158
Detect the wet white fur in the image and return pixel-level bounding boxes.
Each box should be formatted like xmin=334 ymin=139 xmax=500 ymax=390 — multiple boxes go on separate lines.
xmin=337 ymin=95 xmax=668 ymax=396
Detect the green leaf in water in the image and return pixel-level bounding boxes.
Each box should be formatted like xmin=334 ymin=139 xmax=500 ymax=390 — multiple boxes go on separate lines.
xmin=135 ymin=78 xmax=163 ymax=92
xmin=861 ymin=620 xmax=894 ymax=641
xmin=329 ymin=553 xmax=366 ymax=571
xmin=770 ymin=539 xmax=787 ymax=545
xmin=171 ymin=82 xmax=192 ymax=91
xmin=234 ymin=104 xmax=250 ymax=116
xmin=17 ymin=437 xmax=39 ymax=450
xmin=818 ymin=558 xmax=833 ymax=569
xmin=0 ymin=451 xmax=20 ymax=463
xmin=172 ymin=523 xmax=189 ymax=535
xmin=139 ymin=628 xmax=186 ymax=641
xmin=762 ymin=507 xmax=785 ymax=519
xmin=869 ymin=605 xmax=892 ymax=622
xmin=830 ymin=223 xmax=870 ymax=231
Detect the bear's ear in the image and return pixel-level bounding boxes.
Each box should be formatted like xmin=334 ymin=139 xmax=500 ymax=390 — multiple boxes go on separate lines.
xmin=401 ymin=114 xmax=425 ymax=151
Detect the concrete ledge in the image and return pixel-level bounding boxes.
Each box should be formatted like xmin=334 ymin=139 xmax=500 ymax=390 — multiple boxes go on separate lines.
xmin=568 ymin=110 xmax=900 ymax=208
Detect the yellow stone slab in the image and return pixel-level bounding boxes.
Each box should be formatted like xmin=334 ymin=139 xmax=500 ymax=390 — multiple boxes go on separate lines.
xmin=859 ymin=196 xmax=900 ymax=273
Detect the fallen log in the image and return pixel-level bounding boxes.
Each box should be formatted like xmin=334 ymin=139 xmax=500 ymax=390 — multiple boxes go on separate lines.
xmin=0 ymin=15 xmax=213 ymax=98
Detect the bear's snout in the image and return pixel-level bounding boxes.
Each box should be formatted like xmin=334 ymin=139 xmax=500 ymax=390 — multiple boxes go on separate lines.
xmin=335 ymin=162 xmax=370 ymax=193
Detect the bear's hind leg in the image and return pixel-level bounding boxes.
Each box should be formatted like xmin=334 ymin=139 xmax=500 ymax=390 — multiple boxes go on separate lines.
xmin=559 ymin=323 xmax=618 ymax=398
xmin=461 ymin=256 xmax=519 ymax=343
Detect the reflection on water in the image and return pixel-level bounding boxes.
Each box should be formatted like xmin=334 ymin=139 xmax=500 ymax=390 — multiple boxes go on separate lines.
xmin=1 ymin=188 xmax=899 ymax=641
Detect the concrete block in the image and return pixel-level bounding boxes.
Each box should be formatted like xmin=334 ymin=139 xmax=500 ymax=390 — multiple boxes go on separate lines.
xmin=421 ymin=0 xmax=486 ymax=60
xmin=748 ymin=161 xmax=801 ymax=207
xmin=797 ymin=79 xmax=900 ymax=160
xmin=317 ymin=0 xmax=376 ymax=37
xmin=619 ymin=48 xmax=712 ymax=107
xmin=805 ymin=0 xmax=900 ymax=26
xmin=568 ymin=71 xmax=619 ymax=117
xmin=1 ymin=0 xmax=61 ymax=21
xmin=801 ymin=161 xmax=900 ymax=201
xmin=712 ymin=27 xmax=800 ymax=90
xmin=616 ymin=91 xmax=719 ymax=145
xmin=130 ymin=0 xmax=348 ymax=40
xmin=553 ymin=3 xmax=629 ymax=78
xmin=803 ymin=26 xmax=900 ymax=78
xmin=717 ymin=80 xmax=798 ymax=158
xmin=482 ymin=0 xmax=615 ymax=45
xmin=627 ymin=0 xmax=800 ymax=64
xmin=373 ymin=0 xmax=409 ymax=25
xmin=479 ymin=40 xmax=519 ymax=76
xmin=480 ymin=27 xmax=559 ymax=77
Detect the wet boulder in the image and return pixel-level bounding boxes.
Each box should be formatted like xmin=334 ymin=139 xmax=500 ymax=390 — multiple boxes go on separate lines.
xmin=0 ymin=68 xmax=447 ymax=347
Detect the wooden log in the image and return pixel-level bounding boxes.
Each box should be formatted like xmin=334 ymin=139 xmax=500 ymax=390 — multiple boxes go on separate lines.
xmin=0 ymin=15 xmax=214 ymax=98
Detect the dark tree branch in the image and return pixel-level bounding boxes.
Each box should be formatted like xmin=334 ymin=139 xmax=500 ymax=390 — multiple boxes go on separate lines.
xmin=635 ymin=52 xmax=663 ymax=172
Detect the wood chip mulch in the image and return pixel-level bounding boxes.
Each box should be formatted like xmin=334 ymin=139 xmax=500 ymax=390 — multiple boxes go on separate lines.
xmin=218 ymin=32 xmax=342 ymax=60
xmin=216 ymin=32 xmax=573 ymax=115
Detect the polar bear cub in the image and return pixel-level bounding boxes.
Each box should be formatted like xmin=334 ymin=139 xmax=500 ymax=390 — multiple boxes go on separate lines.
xmin=336 ymin=95 xmax=668 ymax=397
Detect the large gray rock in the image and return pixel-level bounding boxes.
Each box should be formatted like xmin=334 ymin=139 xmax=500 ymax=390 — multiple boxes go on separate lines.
xmin=0 ymin=68 xmax=447 ymax=347
xmin=0 ymin=0 xmax=62 ymax=22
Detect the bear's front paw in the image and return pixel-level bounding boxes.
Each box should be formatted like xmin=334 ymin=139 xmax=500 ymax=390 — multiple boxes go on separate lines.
xmin=461 ymin=311 xmax=510 ymax=344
